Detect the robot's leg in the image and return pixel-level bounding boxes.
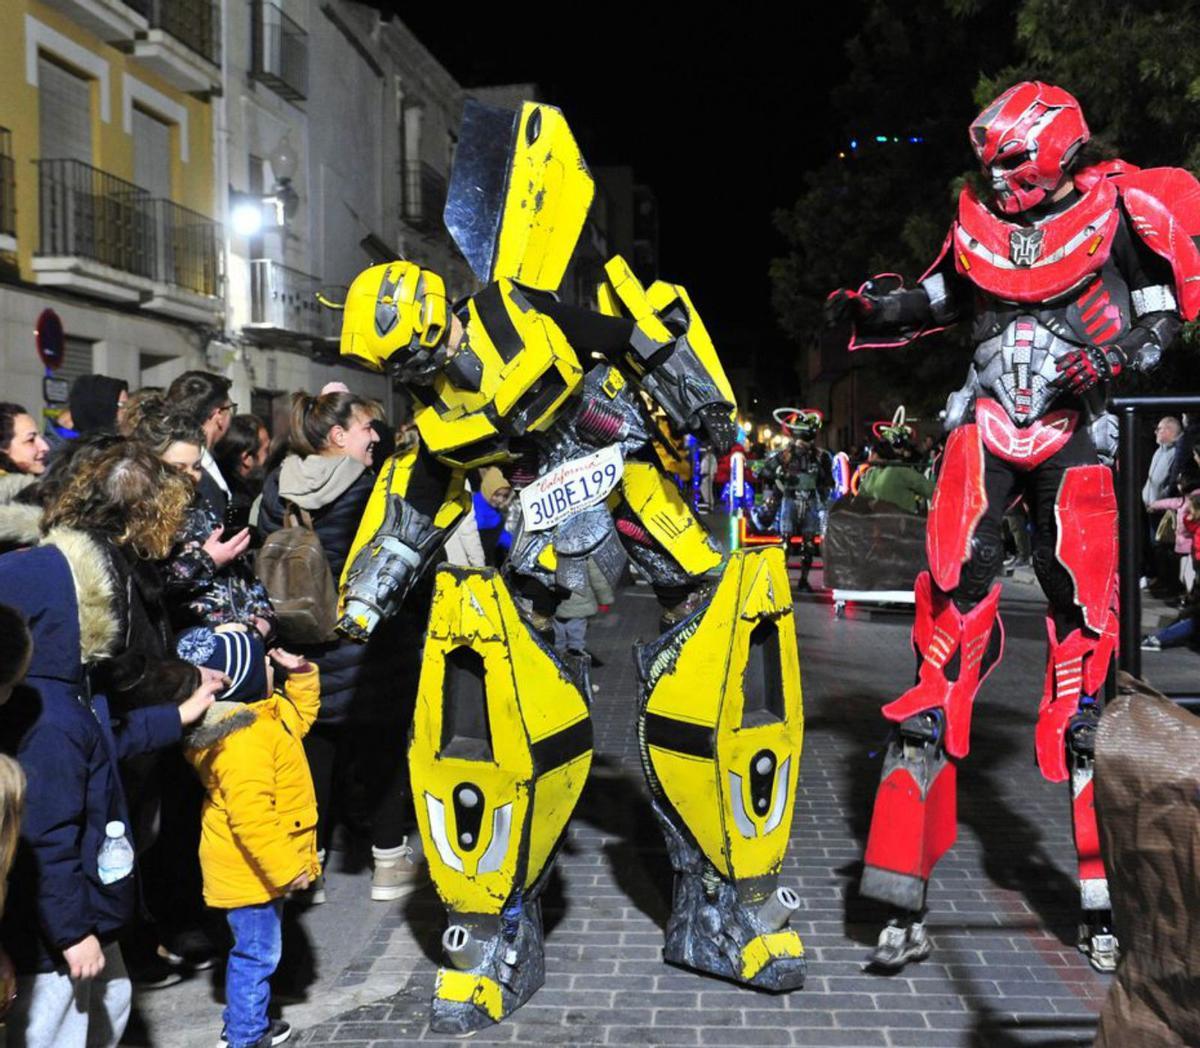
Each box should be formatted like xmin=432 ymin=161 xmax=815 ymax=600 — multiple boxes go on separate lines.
xmin=1032 ymin=463 xmax=1119 ymax=972
xmin=410 ymin=566 xmax=593 ymax=1032
xmin=794 ymin=547 xmax=812 ymax=592
xmin=860 ymin=572 xmax=1003 ymax=970
xmin=1035 ymin=616 xmax=1119 ymax=972
xmin=635 ymin=546 xmax=806 ymax=990
xmin=1067 ymin=695 xmax=1118 ymax=972
xmin=880 ymin=571 xmax=1004 ymax=760
xmin=861 ymin=710 xmax=956 ymax=916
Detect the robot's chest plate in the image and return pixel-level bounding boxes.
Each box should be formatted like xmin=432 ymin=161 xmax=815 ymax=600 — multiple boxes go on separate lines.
xmin=414 ymin=280 xmax=585 ymax=469
xmin=954 ymin=180 xmax=1121 ymax=302
xmin=973 ymin=316 xmax=1078 ymax=424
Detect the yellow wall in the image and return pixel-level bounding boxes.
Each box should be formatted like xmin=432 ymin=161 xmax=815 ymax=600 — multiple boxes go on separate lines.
xmin=0 ymin=1 xmax=216 ymax=280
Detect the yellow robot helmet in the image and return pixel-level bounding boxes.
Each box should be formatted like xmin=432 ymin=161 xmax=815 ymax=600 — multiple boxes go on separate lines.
xmin=340 ymin=261 xmax=449 ymax=376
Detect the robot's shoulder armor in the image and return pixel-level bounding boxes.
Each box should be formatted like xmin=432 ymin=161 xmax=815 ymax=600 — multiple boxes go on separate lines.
xmin=1105 ymin=164 xmax=1200 ymax=321
xmin=952 ymin=180 xmax=1120 ymax=302
xmin=414 ymin=278 xmax=585 ymax=468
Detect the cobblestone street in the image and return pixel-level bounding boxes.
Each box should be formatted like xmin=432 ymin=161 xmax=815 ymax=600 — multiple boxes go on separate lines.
xmin=282 ymin=562 xmax=1150 ymax=1048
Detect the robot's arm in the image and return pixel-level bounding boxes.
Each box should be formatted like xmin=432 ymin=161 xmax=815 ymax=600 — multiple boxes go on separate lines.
xmin=1056 ymin=218 xmax=1184 ymax=394
xmin=596 ymin=256 xmax=738 ymax=454
xmin=338 ymin=444 xmax=469 ymax=641
xmin=825 ymin=225 xmax=969 ymax=349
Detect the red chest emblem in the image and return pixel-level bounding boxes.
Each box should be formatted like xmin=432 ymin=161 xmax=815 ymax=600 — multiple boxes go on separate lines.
xmin=954 ymin=180 xmax=1119 ymax=302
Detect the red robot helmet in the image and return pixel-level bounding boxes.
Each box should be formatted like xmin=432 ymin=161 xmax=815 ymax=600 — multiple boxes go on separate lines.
xmin=969 ymin=82 xmax=1089 ymax=215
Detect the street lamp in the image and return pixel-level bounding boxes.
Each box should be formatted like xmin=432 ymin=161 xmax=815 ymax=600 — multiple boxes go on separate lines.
xmin=229 ymin=132 xmax=300 ymax=238
xmin=265 ymin=132 xmax=299 ymax=225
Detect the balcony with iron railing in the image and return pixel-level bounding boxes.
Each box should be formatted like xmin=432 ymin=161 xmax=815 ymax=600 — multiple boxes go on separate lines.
xmin=38 ymin=0 xmax=148 ymax=45
xmin=36 ymin=159 xmax=156 ymax=286
xmin=400 ymin=161 xmax=448 ymax=235
xmin=246 ymin=260 xmax=333 ymax=340
xmin=33 ymin=158 xmax=223 ymax=320
xmin=0 ymin=129 xmax=15 ymax=252
xmin=132 ymin=0 xmax=222 ymax=92
xmin=251 ymin=1 xmax=308 ymax=103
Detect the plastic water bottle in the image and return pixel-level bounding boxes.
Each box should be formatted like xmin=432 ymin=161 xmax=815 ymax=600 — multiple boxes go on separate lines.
xmin=97 ymin=821 xmax=134 ymax=885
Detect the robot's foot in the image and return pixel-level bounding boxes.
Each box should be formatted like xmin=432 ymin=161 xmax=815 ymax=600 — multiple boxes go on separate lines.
xmin=663 ymin=866 xmax=806 ymax=991
xmin=430 ymin=905 xmax=546 ymax=1034
xmin=1077 ymin=918 xmax=1119 ymax=974
xmin=794 ymin=577 xmax=814 ymax=594
xmin=863 ymin=919 xmax=932 ymax=972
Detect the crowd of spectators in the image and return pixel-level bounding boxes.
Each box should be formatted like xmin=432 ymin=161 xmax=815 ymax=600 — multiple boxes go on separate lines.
xmin=0 ymin=370 xmax=476 ymax=1048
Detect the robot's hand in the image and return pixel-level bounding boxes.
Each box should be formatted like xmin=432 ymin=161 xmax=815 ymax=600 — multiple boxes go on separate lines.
xmin=694 ymin=404 xmax=737 ymax=456
xmin=1054 ymin=345 xmax=1125 ymax=395
xmin=1129 ymin=343 xmax=1162 ymax=373
xmin=337 ymin=494 xmax=439 ymax=641
xmin=337 ymin=538 xmax=418 ymax=642
xmin=824 ymin=287 xmax=875 ymax=326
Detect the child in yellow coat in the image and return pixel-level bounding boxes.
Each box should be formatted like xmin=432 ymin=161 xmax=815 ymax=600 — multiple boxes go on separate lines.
xmin=177 ymin=626 xmax=320 ymax=1048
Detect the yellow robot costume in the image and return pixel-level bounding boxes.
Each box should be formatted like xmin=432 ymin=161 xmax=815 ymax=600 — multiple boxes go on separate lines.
xmin=336 ymin=100 xmax=806 ymax=1033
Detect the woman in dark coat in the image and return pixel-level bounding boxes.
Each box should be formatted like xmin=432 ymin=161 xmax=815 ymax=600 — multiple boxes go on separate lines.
xmin=0 ymin=445 xmax=218 ymax=1047
xmin=259 ymin=390 xmax=418 ymax=902
xmin=37 ymin=440 xmax=224 ymax=974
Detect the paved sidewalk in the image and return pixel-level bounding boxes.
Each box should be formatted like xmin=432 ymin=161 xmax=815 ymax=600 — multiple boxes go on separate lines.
xmin=288 ymin=571 xmax=1117 ymax=1048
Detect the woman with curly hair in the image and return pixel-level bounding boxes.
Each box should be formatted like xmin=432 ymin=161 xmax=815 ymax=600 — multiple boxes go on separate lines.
xmin=128 ymin=396 xmax=276 ymax=639
xmin=39 ymin=439 xmax=205 ymax=710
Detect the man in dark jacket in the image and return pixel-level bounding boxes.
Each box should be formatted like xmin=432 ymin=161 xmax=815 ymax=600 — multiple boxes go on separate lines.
xmin=0 ymin=538 xmax=217 ymax=1048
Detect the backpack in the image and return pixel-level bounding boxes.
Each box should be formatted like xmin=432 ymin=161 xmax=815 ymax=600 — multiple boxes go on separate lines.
xmin=255 ymin=502 xmax=338 ymax=644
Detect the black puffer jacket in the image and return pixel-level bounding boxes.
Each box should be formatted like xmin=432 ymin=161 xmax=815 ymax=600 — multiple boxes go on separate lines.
xmin=259 ymin=456 xmax=400 ymax=724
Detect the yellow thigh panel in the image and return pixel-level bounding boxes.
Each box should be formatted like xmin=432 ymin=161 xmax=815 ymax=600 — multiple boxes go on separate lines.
xmin=621 ymin=461 xmax=722 ymax=576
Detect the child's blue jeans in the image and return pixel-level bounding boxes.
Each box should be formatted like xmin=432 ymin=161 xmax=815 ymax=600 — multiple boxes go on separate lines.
xmin=223 ymin=899 xmax=284 ymax=1048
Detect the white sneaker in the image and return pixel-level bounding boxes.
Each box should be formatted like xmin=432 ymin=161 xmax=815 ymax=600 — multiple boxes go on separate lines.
xmin=864 ymin=919 xmax=932 ymax=971
xmin=371 ymin=838 xmax=427 ymax=901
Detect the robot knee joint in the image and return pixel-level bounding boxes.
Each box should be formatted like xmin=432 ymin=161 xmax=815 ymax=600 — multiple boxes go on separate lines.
xmin=1032 ymin=545 xmax=1076 ymax=609
xmin=1066 ymin=698 xmax=1101 ymax=760
xmin=958 ymin=528 xmax=1003 ymax=603
xmin=897 ymin=710 xmax=946 ymax=752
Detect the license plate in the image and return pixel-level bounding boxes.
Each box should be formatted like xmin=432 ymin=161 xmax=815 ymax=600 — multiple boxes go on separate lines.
xmin=519 ymin=445 xmax=624 ymax=532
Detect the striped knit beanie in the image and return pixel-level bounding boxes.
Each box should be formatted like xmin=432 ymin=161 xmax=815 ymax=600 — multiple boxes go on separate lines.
xmin=176 ymin=626 xmax=269 ymax=704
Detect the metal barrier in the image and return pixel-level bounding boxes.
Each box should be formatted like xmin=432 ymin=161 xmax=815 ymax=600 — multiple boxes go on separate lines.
xmin=36 ymin=159 xmax=221 ymax=296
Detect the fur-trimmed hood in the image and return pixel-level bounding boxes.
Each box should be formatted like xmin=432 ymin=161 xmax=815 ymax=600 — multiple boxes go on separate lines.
xmin=0 ymin=488 xmax=42 ymax=550
xmin=183 ymin=698 xmax=258 ymax=750
xmin=0 ymin=471 xmax=37 ymax=505
xmin=39 ymin=526 xmax=120 ymax=664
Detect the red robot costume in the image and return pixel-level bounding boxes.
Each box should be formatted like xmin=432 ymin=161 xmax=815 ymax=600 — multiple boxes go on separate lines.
xmin=827 ymin=81 xmax=1200 ymax=973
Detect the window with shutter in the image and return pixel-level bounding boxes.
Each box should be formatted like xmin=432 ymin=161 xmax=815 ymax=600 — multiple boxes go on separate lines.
xmin=38 ymin=56 xmax=92 ymax=164
xmin=132 ymin=107 xmax=172 ymax=199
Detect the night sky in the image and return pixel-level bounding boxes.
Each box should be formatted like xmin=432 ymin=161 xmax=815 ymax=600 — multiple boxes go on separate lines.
xmin=385 ymin=7 xmax=866 ymax=371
